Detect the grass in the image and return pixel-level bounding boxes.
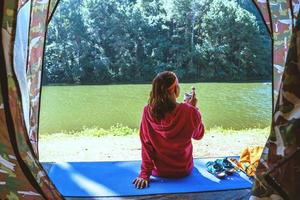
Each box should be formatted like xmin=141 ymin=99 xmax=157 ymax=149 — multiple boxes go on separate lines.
xmin=40 ymin=124 xmax=270 ymax=139
xmin=40 ymin=124 xmax=138 ymax=139
xmin=66 ymin=123 xmax=138 ymax=137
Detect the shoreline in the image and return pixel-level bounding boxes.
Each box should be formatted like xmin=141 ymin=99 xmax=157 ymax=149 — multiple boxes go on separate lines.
xmin=39 ymin=127 xmax=269 ymax=162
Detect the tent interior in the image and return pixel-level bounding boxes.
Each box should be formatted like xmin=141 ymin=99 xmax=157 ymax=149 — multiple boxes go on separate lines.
xmin=1 ymin=0 xmax=300 ymax=199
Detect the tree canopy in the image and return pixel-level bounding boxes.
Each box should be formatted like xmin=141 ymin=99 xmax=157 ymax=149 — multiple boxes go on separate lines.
xmin=44 ymin=0 xmax=272 ymax=85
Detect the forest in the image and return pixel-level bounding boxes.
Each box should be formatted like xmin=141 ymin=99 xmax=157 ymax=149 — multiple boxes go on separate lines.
xmin=44 ymin=0 xmax=272 ymax=84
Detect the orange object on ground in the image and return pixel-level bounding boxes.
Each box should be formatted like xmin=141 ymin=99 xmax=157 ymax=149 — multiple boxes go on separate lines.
xmin=239 ymin=146 xmax=264 ymax=177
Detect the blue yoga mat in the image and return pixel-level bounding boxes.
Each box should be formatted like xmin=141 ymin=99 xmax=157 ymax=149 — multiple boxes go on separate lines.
xmin=46 ymin=158 xmax=253 ymax=197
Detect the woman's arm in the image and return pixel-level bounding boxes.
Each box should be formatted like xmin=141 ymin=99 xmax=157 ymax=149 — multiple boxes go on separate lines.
xmin=186 ymin=88 xmax=204 ymax=140
xmin=133 ymin=108 xmax=154 ymax=189
xmin=191 ymin=109 xmax=205 ymax=140
xmin=139 ymin=123 xmax=155 ymax=181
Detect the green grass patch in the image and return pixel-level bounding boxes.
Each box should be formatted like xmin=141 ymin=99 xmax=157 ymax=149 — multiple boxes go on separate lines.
xmin=206 ymin=126 xmax=270 ymax=135
xmin=41 ymin=123 xmax=139 ymax=139
xmin=40 ymin=124 xmax=270 ymax=139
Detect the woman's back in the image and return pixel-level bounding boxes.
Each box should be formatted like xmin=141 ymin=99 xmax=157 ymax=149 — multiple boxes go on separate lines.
xmin=140 ymin=103 xmax=204 ymax=178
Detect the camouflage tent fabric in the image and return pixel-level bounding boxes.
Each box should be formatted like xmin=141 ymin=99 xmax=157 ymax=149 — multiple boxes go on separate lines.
xmin=250 ymin=11 xmax=300 ymax=200
xmin=0 ymin=0 xmax=299 ymax=199
xmin=254 ymin=0 xmax=299 ymax=108
xmin=0 ymin=0 xmax=63 ymax=199
xmin=269 ymin=0 xmax=294 ymax=106
xmin=27 ymin=0 xmax=60 ymax=156
xmin=253 ymin=0 xmax=272 ymax=33
xmin=251 ymin=1 xmax=300 ymax=199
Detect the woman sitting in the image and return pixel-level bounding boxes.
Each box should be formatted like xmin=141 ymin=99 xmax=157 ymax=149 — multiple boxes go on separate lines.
xmin=133 ymin=71 xmax=205 ymax=189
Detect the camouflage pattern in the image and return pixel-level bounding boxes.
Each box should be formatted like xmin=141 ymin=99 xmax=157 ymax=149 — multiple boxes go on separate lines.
xmin=0 ymin=0 xmax=63 ymax=199
xmin=253 ymin=0 xmax=272 ymax=33
xmin=251 ymin=6 xmax=300 ymax=200
xmin=48 ymin=0 xmax=59 ymax=22
xmin=1 ymin=2 xmax=42 ymax=196
xmin=27 ymin=0 xmax=60 ymax=156
xmin=1 ymin=0 xmax=299 ymax=199
xmin=253 ymin=0 xmax=294 ymax=108
xmin=270 ymin=0 xmax=294 ymax=107
xmin=27 ymin=0 xmax=54 ymax=155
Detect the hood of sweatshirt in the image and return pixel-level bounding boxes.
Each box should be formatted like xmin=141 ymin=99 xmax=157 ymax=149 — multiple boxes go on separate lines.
xmin=144 ymin=103 xmax=191 ymax=139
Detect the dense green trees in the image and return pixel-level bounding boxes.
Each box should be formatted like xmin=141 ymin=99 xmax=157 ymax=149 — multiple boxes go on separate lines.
xmin=44 ymin=0 xmax=271 ymax=84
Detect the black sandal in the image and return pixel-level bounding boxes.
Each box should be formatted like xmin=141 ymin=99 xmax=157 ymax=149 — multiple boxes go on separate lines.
xmin=205 ymin=161 xmax=226 ymax=179
xmin=215 ymin=158 xmax=236 ymax=175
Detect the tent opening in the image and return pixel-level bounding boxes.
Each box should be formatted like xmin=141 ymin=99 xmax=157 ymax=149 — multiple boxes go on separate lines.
xmin=39 ymin=0 xmax=272 ymax=163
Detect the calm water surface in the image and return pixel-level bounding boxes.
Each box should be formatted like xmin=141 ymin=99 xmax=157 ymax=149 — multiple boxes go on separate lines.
xmin=40 ymin=82 xmax=272 ymax=134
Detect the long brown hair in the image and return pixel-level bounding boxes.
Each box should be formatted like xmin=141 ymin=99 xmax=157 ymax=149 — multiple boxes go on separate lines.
xmin=148 ymin=71 xmax=178 ymax=121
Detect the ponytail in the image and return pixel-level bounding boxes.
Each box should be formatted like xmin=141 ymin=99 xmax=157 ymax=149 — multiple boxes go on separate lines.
xmin=148 ymin=71 xmax=178 ymax=121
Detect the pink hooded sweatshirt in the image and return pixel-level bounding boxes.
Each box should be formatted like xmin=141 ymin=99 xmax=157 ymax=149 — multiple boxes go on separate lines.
xmin=139 ymin=103 xmax=205 ymax=181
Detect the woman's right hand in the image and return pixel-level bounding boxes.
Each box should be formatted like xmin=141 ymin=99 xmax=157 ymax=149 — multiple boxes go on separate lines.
xmin=132 ymin=177 xmax=149 ymax=189
xmin=188 ymin=91 xmax=198 ymax=107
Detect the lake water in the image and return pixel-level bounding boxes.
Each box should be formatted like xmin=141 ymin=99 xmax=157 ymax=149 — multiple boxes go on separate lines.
xmin=39 ymin=82 xmax=272 ymax=134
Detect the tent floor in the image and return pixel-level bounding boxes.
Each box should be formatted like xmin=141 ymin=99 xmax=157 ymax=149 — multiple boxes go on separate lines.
xmin=42 ymin=162 xmax=251 ymax=200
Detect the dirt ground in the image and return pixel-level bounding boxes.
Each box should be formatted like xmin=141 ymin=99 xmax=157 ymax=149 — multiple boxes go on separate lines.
xmin=39 ymin=131 xmax=269 ymax=162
